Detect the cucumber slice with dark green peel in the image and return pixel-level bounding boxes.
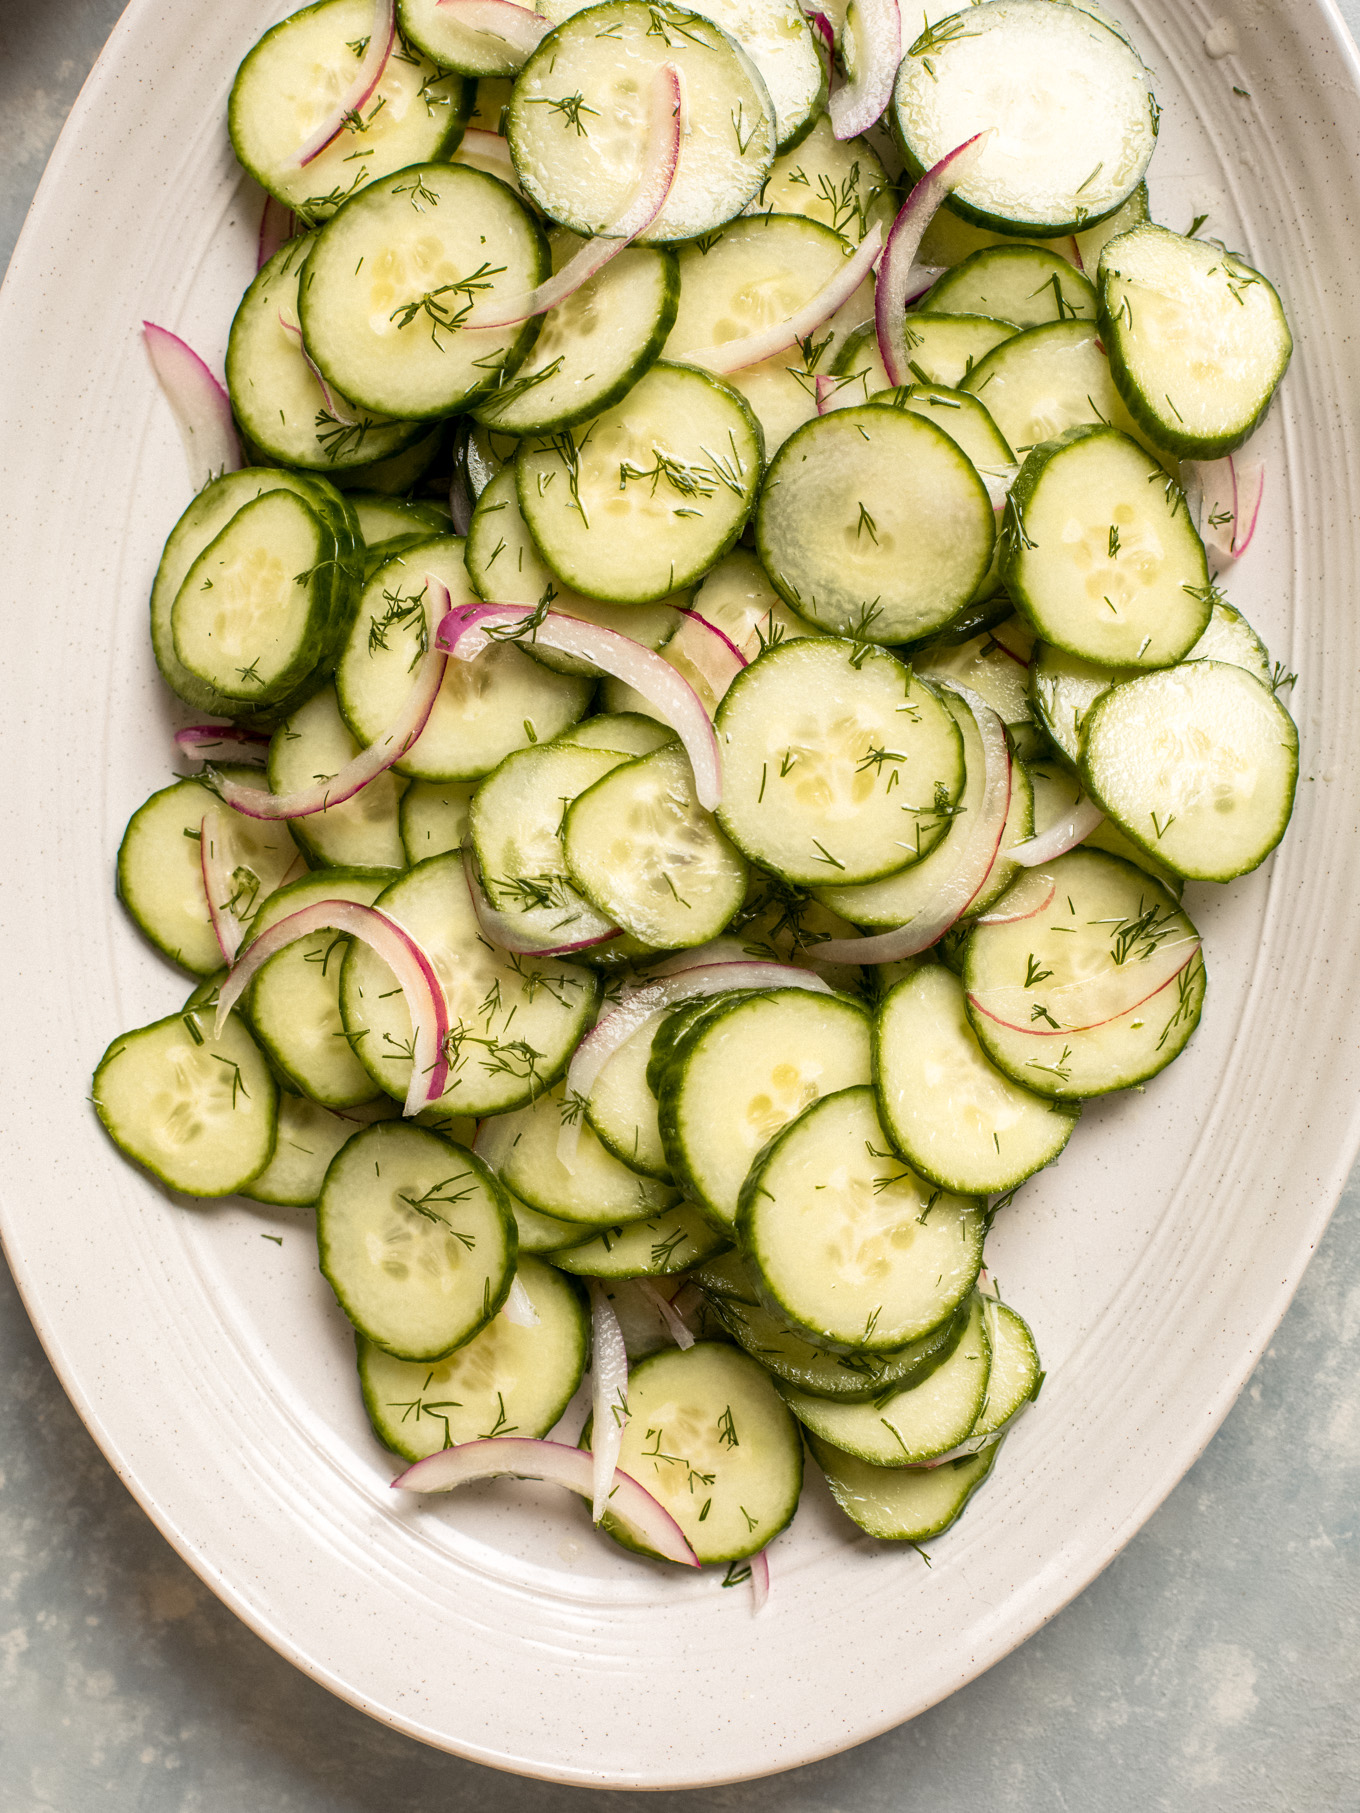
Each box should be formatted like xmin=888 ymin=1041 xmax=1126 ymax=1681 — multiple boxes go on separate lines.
xmin=317 ymin=1121 xmax=516 ymax=1360
xmin=715 ymin=639 xmax=966 ymax=885
xmin=508 ymin=1188 xmax=602 ymax=1255
xmin=924 ymin=245 xmax=1096 ymax=328
xmin=358 ymin=1257 xmax=588 ymax=1460
xmin=399 ymin=778 xmax=475 ymax=866
xmin=116 ymin=771 xmax=299 ymax=978
xmin=757 ymin=406 xmax=994 ymax=643
xmin=585 ymin=1005 xmax=673 ymax=1180
xmin=747 ymin=115 xmax=895 ymax=243
xmin=398 ymin=0 xmax=532 ymax=76
xmin=665 ymin=214 xmax=855 ymax=370
xmin=243 ymin=1094 xmax=400 ymax=1207
xmin=473 ymin=233 xmax=679 ymax=437
xmin=299 ymin=164 xmax=548 ymax=419
xmin=1029 ymin=639 xmax=1116 ymax=764
xmin=810 ymin=1433 xmax=998 ymax=1541
xmin=559 ymin=713 xmax=679 ymax=758
xmin=646 ymin=994 xmax=754 ymax=1096
xmin=341 ymin=854 xmax=598 ymax=1117
xmin=962 ymin=848 xmax=1205 ymax=1098
xmin=350 ymin=493 xmax=452 ymax=548
xmin=563 ymin=744 xmax=749 ymax=950
xmin=832 ymin=315 xmax=1017 ymax=402
xmin=657 ymin=988 xmax=872 ymax=1229
xmin=268 ymin=686 xmax=408 ymax=872
xmin=517 ymin=363 xmax=763 ymax=604
xmin=242 ymin=869 xmax=397 ymax=1107
xmin=93 ymin=1000 xmax=278 ymax=1198
xmin=1098 ymin=224 xmax=1292 ymax=458
xmin=690 ymin=548 xmax=812 ymax=660
xmin=1080 ymin=662 xmax=1299 ymax=882
xmin=1028 ymin=757 xmax=1181 ymax=893
xmin=546 ymin=1201 xmax=728 ymax=1277
xmin=229 ymin=0 xmax=471 ymax=223
xmin=1001 ymin=426 xmax=1209 ymax=668
xmin=228 ymin=235 xmax=426 ymax=475
xmin=960 ymin=319 xmax=1158 ymax=463
xmin=335 ymin=536 xmax=591 ymax=779
xmin=475 ymin=1081 xmax=679 ymax=1225
xmin=698 ymin=1251 xmax=971 ymax=1401
xmin=892 ymin=1 xmax=1158 ymax=237
xmin=911 ymin=623 xmax=1033 ymax=738
xmin=328 ymin=424 xmax=446 ymax=496
xmin=588 ymin=1342 xmax=803 ymax=1564
xmin=507 ymin=2 xmax=775 ymax=245
xmin=972 ymin=1298 xmax=1042 ymax=1440
xmin=875 ymin=966 xmax=1078 ymax=1195
xmin=739 ymin=1085 xmax=985 ymax=1352
xmin=870 ymin=383 xmax=1014 ymax=471
xmin=777 ymin=1292 xmax=991 ymax=1464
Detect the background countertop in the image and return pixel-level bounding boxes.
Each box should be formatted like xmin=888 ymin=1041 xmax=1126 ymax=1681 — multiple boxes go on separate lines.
xmin=2 ymin=1 xmax=1358 ymax=1806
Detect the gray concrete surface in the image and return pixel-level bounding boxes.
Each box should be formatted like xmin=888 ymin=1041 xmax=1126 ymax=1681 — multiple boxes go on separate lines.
xmin=2 ymin=2 xmax=1358 ymax=1805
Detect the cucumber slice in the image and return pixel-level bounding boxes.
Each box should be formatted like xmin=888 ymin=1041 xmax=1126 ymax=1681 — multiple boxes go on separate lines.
xmin=657 ymin=988 xmax=872 ymax=1229
xmin=93 ymin=1000 xmax=278 ymax=1197
xmin=872 ymin=383 xmax=1014 ymax=470
xmin=340 ymin=854 xmax=598 ymax=1116
xmin=666 ymin=214 xmax=855 ymax=366
xmin=757 ymin=406 xmax=994 ymax=643
xmin=559 ymin=713 xmax=678 ymax=757
xmin=243 ymin=1094 xmax=400 ymax=1207
xmin=563 ymin=743 xmax=749 ymax=949
xmin=242 ymin=869 xmax=397 ymax=1108
xmin=116 ymin=771 xmax=299 ymax=978
xmin=1002 ymin=426 xmax=1209 ymax=668
xmin=962 ymin=847 xmax=1205 ymax=1098
xmin=474 ymin=1081 xmax=680 ymax=1225
xmin=875 ymin=965 xmax=1078 ymax=1195
xmin=229 ymin=0 xmax=470 ymax=223
xmin=658 ymin=0 xmax=824 ymax=151
xmin=1099 ymin=224 xmax=1292 ymax=458
xmin=960 ymin=318 xmax=1156 ymax=462
xmin=507 ymin=3 xmax=776 ymax=246
xmin=398 ymin=0 xmax=533 ymax=75
xmin=399 ymin=778 xmax=476 ymax=865
xmin=473 ymin=231 xmax=678 ymax=436
xmin=1072 ymin=180 xmax=1148 ymax=271
xmin=924 ymin=244 xmax=1096 ymax=327
xmin=1080 ymin=662 xmax=1299 ymax=882
xmin=335 ymin=536 xmax=591 ymax=779
xmin=509 ymin=1190 xmax=602 ymax=1255
xmin=777 ymin=1293 xmax=991 ymax=1464
xmin=358 ymin=1257 xmax=588 ymax=1459
xmin=729 ymin=880 xmax=867 ymax=994
xmin=585 ymin=1005 xmax=673 ymax=1179
xmin=831 ymin=315 xmax=1017 ymax=401
xmin=547 ymin=1201 xmax=728 ymax=1276
xmin=268 ymin=686 xmax=408 ymax=871
xmin=470 ymin=740 xmax=632 ymax=948
xmin=517 ymin=363 xmax=762 ymax=604
xmin=912 ymin=624 xmax=1031 ymax=733
xmin=892 ymin=2 xmax=1158 ymax=237
xmin=591 ymin=1342 xmax=803 ymax=1563
xmin=299 ymin=164 xmax=548 ymax=419
xmin=714 ymin=638 xmax=966 ymax=885
xmin=1028 ymin=756 xmax=1181 ymax=893
xmin=967 ymin=746 xmax=1035 ymax=918
xmin=228 ymin=235 xmax=425 ymax=475
xmin=317 ymin=1122 xmax=515 ymax=1360
xmin=350 ymin=493 xmax=451 ymax=547
xmin=691 ymin=550 xmax=813 ymax=662
xmin=747 ymin=114 xmax=895 ymax=243
xmin=1029 ymin=639 xmax=1115 ymax=763
xmin=809 ymin=1433 xmax=998 ymax=1541
xmin=972 ymin=1297 xmax=1041 ymax=1439
xmin=698 ymin=1251 xmax=970 ymax=1401
xmin=646 ymin=994 xmax=751 ymax=1096
xmin=739 ymin=1085 xmax=985 ymax=1352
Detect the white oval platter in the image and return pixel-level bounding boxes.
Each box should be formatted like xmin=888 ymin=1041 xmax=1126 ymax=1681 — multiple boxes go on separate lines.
xmin=1 ymin=0 xmax=1359 ymax=1788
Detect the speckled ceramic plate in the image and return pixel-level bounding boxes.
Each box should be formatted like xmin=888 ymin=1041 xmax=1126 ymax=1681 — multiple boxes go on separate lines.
xmin=2 ymin=0 xmax=1359 ymax=1788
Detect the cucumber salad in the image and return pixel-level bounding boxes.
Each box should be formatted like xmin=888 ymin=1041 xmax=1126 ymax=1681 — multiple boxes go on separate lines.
xmin=95 ymin=0 xmax=1298 ymax=1593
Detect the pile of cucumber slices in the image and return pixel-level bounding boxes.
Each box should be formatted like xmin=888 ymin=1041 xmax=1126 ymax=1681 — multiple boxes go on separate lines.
xmin=94 ymin=0 xmax=1299 ymax=1577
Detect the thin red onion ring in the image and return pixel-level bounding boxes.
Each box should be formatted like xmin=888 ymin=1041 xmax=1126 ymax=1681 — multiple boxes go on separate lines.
xmin=750 ymin=1547 xmax=770 ymax=1612
xmin=435 ymin=0 xmax=550 ymax=57
xmin=1231 ymin=457 xmax=1265 ymax=557
xmin=200 ymin=809 xmax=249 ymax=966
xmin=828 ymin=0 xmax=901 ymax=139
xmin=1009 ymin=794 xmax=1104 ymax=867
xmin=393 ymin=1438 xmax=700 ymax=1567
xmin=815 ymin=685 xmax=1012 ymax=963
xmin=176 ymin=724 xmax=270 ymax=759
xmin=635 ymin=1279 xmax=697 ymax=1350
xmin=588 ymin=1282 xmax=631 ymax=1524
xmin=465 ymin=63 xmax=681 ymax=328
xmin=437 ymin=602 xmax=723 ymax=810
xmin=974 ymin=869 xmax=1055 ymax=926
xmin=969 ymin=933 xmax=1201 ymax=1035
xmin=142 ymin=323 xmax=243 ymax=493
xmin=681 ymin=225 xmax=882 ymax=374
xmin=215 ymin=900 xmax=449 ymax=1114
xmin=461 ymin=844 xmax=620 ymax=956
xmin=875 ymin=134 xmax=993 ymax=388
xmin=291 ymin=0 xmax=396 ymax=168
xmin=278 ymin=313 xmax=360 ymax=425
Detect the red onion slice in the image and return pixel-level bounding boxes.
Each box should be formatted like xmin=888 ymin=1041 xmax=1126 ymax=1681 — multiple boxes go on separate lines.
xmin=828 ymin=0 xmax=901 ymax=139
xmin=278 ymin=312 xmax=360 ymax=425
xmin=974 ymin=869 xmax=1055 ymax=925
xmin=501 ymin=1275 xmax=541 ymax=1327
xmin=215 ymin=901 xmax=449 ymax=1114
xmin=393 ymin=1438 xmax=699 ymax=1566
xmin=435 ymin=0 xmax=550 ymax=58
xmin=807 ymin=9 xmax=835 ymax=54
xmin=681 ymin=224 xmax=882 ymax=374
xmin=875 ymin=134 xmax=993 ymax=388
xmin=815 ymin=686 xmax=1012 ymax=964
xmin=200 ymin=809 xmax=250 ymax=965
xmin=142 ymin=323 xmax=243 ymax=493
xmin=968 ymin=932 xmax=1201 ymax=1036
xmin=176 ymin=724 xmax=270 ymax=760
xmin=257 ymin=195 xmax=297 ymax=270
xmin=214 ymin=620 xmax=446 ymax=821
xmin=465 ymin=63 xmax=681 ymax=329
xmin=1230 ymin=457 xmax=1265 ymax=557
xmin=634 ymin=1279 xmax=697 ymax=1350
xmin=437 ymin=600 xmax=722 ymax=810
xmin=588 ymin=1282 xmax=631 ymax=1524
xmin=461 ymin=844 xmax=619 ymax=956
xmin=652 ymin=939 xmax=755 ymax=974
xmin=663 ymin=610 xmax=747 ymax=711
xmin=1009 ymin=794 xmax=1104 ymax=867
xmin=750 ymin=1547 xmax=770 ymax=1612
xmin=290 ymin=0 xmax=396 ymax=168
